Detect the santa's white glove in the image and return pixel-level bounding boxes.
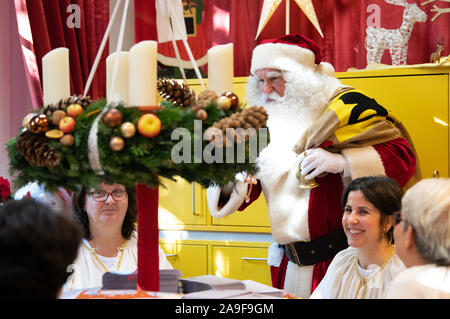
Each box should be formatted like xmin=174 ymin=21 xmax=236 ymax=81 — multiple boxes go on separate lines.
xmin=206 ymin=172 xmax=249 ymax=218
xmin=297 ymin=148 xmax=346 ymax=180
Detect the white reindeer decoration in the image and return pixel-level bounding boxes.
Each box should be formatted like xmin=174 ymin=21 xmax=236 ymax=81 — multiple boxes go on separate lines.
xmin=365 ymin=0 xmax=427 ymax=65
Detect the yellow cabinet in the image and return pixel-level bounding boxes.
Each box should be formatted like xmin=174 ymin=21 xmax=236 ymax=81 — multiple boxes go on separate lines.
xmin=339 ymin=70 xmax=449 ymax=178
xmin=160 ymin=239 xmax=272 ymax=285
xmin=159 ymin=242 xmax=208 ymax=278
xmin=158 ymin=177 xmax=206 ymax=226
xmin=212 ymin=245 xmax=271 ymax=286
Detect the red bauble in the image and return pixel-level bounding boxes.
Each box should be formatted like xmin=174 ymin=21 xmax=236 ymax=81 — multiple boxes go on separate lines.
xmin=30 ymin=114 xmax=49 ymax=133
xmin=103 ymin=109 xmax=123 ymax=128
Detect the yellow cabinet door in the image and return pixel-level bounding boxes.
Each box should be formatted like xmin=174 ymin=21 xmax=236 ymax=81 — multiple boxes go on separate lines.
xmin=209 ymin=192 xmax=271 ymax=227
xmin=340 ymin=73 xmax=449 ymax=178
xmin=160 ymin=243 xmax=208 ymax=278
xmin=212 ymin=245 xmax=271 ymax=286
xmin=187 ymin=77 xmax=272 ymax=227
xmin=158 ymin=177 xmax=206 ymax=226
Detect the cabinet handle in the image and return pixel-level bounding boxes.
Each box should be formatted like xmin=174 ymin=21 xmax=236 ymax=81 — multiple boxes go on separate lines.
xmin=433 ymin=170 xmax=440 ymax=178
xmin=241 ymin=257 xmax=267 ymax=261
xmin=165 ymin=254 xmax=178 ymax=257
xmin=192 ymin=183 xmax=199 ymax=216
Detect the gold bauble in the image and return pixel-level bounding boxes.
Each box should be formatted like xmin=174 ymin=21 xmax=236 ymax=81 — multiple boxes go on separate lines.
xmin=196 ymin=109 xmax=208 ymax=120
xmin=110 ymin=136 xmax=125 ymax=151
xmin=120 ymin=122 xmax=136 ymax=138
xmin=217 ymin=96 xmax=231 ymax=110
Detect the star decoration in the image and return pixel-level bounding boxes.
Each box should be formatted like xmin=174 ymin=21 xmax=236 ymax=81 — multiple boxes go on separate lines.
xmin=255 ymin=0 xmax=323 ymax=39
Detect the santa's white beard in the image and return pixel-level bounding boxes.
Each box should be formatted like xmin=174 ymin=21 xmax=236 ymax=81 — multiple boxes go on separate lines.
xmin=247 ymin=66 xmax=342 ymax=181
xmin=247 ymin=66 xmax=341 ymax=147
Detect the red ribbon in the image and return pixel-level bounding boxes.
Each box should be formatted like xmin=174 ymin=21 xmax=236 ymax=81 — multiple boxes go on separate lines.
xmin=136 ymin=184 xmax=159 ymax=291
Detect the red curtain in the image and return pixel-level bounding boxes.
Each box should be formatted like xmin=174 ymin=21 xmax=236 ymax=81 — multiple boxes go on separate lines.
xmin=22 ymin=0 xmax=110 ymax=105
xmin=135 ymin=0 xmax=449 ymax=75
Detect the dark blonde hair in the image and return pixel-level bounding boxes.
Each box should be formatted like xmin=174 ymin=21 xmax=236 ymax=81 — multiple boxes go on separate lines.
xmin=342 ymin=176 xmax=403 ymax=243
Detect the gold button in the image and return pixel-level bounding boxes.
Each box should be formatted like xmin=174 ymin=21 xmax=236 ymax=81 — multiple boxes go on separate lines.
xmin=329 ymin=244 xmax=333 ymax=249
xmin=311 ymin=250 xmax=315 ymax=255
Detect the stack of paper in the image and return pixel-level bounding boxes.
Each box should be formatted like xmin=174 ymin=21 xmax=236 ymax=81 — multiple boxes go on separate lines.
xmin=181 ymin=275 xmax=246 ymax=293
xmin=181 ymin=275 xmax=284 ymax=299
xmin=102 ymin=270 xmax=137 ymax=290
xmin=102 ymin=269 xmax=182 ymax=293
xmin=159 ymin=269 xmax=182 ymax=293
xmin=241 ymin=280 xmax=284 ymax=298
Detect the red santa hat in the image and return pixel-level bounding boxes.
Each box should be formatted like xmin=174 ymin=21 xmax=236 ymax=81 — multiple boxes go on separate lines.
xmin=250 ymin=33 xmax=335 ymax=76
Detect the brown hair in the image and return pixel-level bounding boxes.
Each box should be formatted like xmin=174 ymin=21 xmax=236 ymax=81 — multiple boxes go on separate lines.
xmin=342 ymin=176 xmax=403 ymax=243
xmin=71 ymin=184 xmax=137 ymax=240
xmin=0 ymin=199 xmax=81 ymax=298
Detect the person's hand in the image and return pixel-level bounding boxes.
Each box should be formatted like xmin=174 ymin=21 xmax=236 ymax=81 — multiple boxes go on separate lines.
xmin=297 ymin=148 xmax=346 ymax=180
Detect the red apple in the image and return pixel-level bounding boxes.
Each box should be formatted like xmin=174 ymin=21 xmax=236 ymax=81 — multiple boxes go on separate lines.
xmin=137 ymin=114 xmax=161 ymax=138
xmin=59 ymin=116 xmax=76 ymax=133
xmin=66 ymin=104 xmax=83 ymax=118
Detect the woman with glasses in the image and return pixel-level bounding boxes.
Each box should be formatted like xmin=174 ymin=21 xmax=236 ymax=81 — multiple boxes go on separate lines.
xmin=63 ymin=182 xmax=172 ymax=291
xmin=386 ymin=178 xmax=450 ymax=298
xmin=310 ymin=176 xmax=405 ymax=298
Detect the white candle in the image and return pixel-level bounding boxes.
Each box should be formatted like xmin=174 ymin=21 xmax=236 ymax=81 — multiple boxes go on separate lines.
xmin=107 ymin=51 xmax=130 ymax=105
xmin=207 ymin=43 xmax=234 ymax=95
xmin=42 ymin=47 xmax=70 ymax=105
xmin=129 ymin=41 xmax=157 ymax=106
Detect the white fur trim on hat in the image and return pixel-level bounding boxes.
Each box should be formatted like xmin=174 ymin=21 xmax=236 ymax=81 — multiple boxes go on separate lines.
xmin=250 ymin=42 xmax=316 ymax=75
xmin=317 ymin=62 xmax=335 ymax=77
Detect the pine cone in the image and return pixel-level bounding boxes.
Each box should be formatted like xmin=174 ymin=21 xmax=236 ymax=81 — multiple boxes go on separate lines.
xmin=207 ymin=106 xmax=268 ymax=147
xmin=191 ymin=90 xmax=218 ymax=112
xmin=16 ymin=131 xmax=60 ymax=167
xmin=41 ymin=103 xmax=63 ymax=118
xmin=66 ymin=95 xmax=93 ymax=109
xmin=157 ymin=79 xmax=196 ymax=108
xmin=41 ymin=95 xmax=93 ymax=117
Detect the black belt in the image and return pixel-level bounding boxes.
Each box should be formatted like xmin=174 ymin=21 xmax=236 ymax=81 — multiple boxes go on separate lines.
xmin=281 ymin=229 xmax=348 ymax=266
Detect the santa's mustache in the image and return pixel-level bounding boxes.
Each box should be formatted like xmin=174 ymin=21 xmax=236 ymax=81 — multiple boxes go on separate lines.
xmin=260 ymin=91 xmax=286 ymax=104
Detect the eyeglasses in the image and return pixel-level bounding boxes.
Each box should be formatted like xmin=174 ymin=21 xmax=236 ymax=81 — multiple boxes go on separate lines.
xmin=90 ymin=189 xmax=127 ymax=202
xmin=393 ymin=211 xmax=404 ymax=226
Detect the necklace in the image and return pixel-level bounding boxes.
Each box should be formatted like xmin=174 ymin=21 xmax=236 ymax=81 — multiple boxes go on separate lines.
xmin=353 ymin=245 xmax=395 ymax=299
xmin=83 ymin=240 xmax=128 ymax=272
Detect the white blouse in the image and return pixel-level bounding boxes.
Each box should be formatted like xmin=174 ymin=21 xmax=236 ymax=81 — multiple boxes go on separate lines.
xmin=63 ymin=232 xmax=173 ymax=291
xmin=384 ymin=264 xmax=450 ymax=299
xmin=310 ymin=246 xmax=405 ymax=299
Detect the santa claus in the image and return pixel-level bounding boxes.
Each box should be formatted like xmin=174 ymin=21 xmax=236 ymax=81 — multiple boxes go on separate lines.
xmin=206 ymin=34 xmax=420 ymax=298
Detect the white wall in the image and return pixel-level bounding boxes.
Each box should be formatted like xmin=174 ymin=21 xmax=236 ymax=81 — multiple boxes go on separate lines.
xmin=0 ymin=1 xmax=33 ymax=183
